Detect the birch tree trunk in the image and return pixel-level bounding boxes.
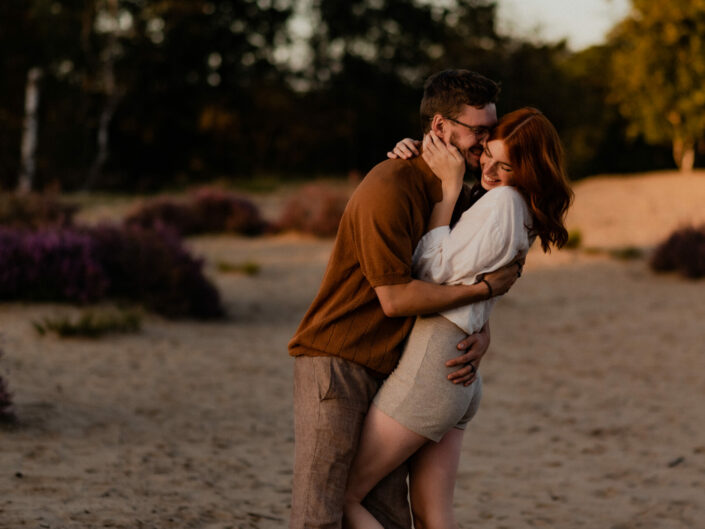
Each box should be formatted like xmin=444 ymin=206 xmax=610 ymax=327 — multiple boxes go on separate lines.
xmin=17 ymin=67 xmax=43 ymax=194
xmin=85 ymin=0 xmax=121 ymax=190
xmin=673 ymin=136 xmax=695 ymax=172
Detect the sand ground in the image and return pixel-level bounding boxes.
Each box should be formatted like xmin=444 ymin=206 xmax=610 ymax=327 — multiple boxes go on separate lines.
xmin=1 ymin=171 xmax=705 ymax=528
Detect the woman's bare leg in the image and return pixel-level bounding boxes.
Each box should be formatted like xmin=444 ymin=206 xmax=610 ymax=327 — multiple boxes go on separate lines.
xmin=343 ymin=405 xmax=428 ymax=529
xmin=408 ymin=427 xmax=464 ymax=529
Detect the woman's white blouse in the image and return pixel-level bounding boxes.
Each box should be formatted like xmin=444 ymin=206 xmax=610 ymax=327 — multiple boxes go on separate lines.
xmin=412 ymin=186 xmax=534 ymax=335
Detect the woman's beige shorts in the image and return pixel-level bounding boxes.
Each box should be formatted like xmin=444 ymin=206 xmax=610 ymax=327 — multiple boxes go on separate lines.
xmin=373 ymin=314 xmax=483 ymax=442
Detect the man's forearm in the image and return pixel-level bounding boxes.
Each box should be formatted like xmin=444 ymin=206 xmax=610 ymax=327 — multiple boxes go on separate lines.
xmin=375 ymin=279 xmax=489 ymax=317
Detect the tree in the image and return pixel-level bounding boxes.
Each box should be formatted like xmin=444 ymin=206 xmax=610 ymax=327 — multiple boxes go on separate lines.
xmin=288 ymin=0 xmax=506 ymax=174
xmin=0 ymin=0 xmax=295 ymax=190
xmin=609 ymin=0 xmax=705 ymax=171
xmin=17 ymin=67 xmax=43 ymax=193
xmin=107 ymin=0 xmax=294 ymax=187
xmin=0 ymin=0 xmax=97 ymax=190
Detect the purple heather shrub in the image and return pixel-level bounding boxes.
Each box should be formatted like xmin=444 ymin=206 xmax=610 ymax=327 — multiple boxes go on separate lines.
xmin=0 ymin=228 xmax=108 ymax=302
xmin=0 ymin=350 xmax=15 ymax=424
xmin=277 ymin=184 xmax=350 ymax=237
xmin=87 ymin=224 xmax=224 ymax=318
xmin=124 ymin=198 xmax=198 ymax=235
xmin=0 ymin=226 xmax=223 ymax=318
xmin=124 ymin=189 xmax=266 ymax=236
xmin=191 ymin=187 xmax=266 ymax=235
xmin=0 ymin=192 xmax=77 ymax=229
xmin=650 ymin=224 xmax=705 ymax=279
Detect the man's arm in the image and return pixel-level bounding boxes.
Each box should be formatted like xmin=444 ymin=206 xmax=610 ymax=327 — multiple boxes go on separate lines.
xmin=374 ymin=259 xmax=521 ymax=317
xmin=375 ymin=280 xmax=485 ymax=318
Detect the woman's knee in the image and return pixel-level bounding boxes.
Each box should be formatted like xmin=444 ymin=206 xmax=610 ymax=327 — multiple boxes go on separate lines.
xmin=411 ymin=503 xmax=457 ymax=529
xmin=343 ymin=486 xmax=364 ymax=506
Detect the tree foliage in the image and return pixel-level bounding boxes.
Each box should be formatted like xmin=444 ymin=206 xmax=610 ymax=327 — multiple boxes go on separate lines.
xmin=609 ymin=0 xmax=705 ymax=170
xmin=1 ymin=0 xmax=700 ymax=191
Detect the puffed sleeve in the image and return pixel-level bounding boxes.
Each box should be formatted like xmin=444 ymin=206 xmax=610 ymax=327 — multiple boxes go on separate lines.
xmin=412 ymin=187 xmax=531 ymax=285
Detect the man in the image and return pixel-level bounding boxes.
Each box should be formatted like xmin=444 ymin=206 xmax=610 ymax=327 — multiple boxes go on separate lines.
xmin=288 ymin=69 xmax=521 ymax=529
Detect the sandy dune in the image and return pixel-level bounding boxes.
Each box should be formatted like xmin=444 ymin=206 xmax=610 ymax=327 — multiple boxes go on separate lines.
xmin=1 ymin=171 xmax=705 ymax=528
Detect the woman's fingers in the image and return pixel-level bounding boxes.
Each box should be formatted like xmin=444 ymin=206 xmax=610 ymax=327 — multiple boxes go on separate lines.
xmin=395 ymin=142 xmax=411 ymax=158
xmin=425 ymin=133 xmax=463 ymax=168
xmin=445 ymin=142 xmax=463 ymax=163
xmin=423 ymin=134 xmax=437 ymax=156
xmin=400 ymin=138 xmax=420 ymax=155
xmin=387 ymin=138 xmax=421 ymax=159
xmin=387 ymin=138 xmax=421 ymax=160
xmin=428 ymin=133 xmax=463 ymax=162
xmin=428 ymin=131 xmax=445 ymax=150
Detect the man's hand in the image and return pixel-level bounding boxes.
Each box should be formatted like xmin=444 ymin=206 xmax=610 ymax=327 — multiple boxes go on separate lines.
xmin=446 ymin=323 xmax=490 ymax=386
xmin=481 ymin=256 xmax=525 ymax=298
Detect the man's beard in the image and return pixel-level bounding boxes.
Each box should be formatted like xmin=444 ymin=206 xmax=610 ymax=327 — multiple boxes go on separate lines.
xmin=450 ymin=132 xmax=482 ymax=171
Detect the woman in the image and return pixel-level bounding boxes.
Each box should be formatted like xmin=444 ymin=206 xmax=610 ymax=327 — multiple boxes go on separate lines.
xmin=343 ymin=107 xmax=573 ymax=529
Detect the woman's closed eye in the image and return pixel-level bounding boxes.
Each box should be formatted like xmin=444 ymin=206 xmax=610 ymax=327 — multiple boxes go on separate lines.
xmin=485 ymin=147 xmax=512 ymax=172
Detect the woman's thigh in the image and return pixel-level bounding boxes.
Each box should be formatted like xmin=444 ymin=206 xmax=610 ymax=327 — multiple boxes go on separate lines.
xmin=345 ymin=405 xmax=428 ymax=503
xmin=374 ymin=315 xmax=475 ymax=443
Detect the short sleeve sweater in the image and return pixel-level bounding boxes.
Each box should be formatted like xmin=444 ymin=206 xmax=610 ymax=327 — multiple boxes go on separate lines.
xmin=288 ymin=155 xmax=450 ymax=375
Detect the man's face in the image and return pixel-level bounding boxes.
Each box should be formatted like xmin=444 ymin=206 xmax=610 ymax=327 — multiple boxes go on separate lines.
xmin=442 ymin=103 xmax=498 ymax=170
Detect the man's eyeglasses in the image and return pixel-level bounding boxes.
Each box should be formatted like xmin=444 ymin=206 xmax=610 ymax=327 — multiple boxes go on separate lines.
xmin=445 ymin=117 xmax=491 ymax=139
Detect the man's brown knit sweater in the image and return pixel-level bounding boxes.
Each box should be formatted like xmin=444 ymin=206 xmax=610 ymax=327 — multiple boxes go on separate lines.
xmin=289 ymin=155 xmax=474 ymax=375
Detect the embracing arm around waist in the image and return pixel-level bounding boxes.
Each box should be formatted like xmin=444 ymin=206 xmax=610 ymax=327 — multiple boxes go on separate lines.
xmin=374 ymin=279 xmax=489 ymax=318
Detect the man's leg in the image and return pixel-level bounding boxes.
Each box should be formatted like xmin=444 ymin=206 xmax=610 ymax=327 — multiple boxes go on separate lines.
xmin=362 ymin=461 xmax=412 ymax=529
xmin=292 ymin=356 xmax=411 ymax=529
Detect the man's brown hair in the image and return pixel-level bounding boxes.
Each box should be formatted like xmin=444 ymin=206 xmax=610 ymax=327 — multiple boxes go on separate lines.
xmin=420 ymin=69 xmax=500 ymax=133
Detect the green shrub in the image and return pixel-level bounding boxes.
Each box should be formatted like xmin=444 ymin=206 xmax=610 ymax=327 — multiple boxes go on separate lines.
xmin=33 ymin=308 xmax=142 ymax=338
xmin=609 ymin=246 xmax=643 ymax=261
xmin=565 ymin=229 xmax=582 ymax=249
xmin=582 ymin=246 xmax=602 ymax=255
xmin=216 ymin=260 xmax=261 ymax=275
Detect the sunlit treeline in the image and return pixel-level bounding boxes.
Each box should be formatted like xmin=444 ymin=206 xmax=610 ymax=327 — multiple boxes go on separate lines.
xmin=1 ymin=0 xmax=703 ymax=191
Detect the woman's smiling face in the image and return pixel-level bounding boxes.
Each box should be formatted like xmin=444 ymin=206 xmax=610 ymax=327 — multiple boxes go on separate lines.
xmin=480 ymin=139 xmax=516 ymax=190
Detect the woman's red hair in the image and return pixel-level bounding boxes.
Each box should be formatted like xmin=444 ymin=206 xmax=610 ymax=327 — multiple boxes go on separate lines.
xmin=490 ymin=107 xmax=573 ymax=252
